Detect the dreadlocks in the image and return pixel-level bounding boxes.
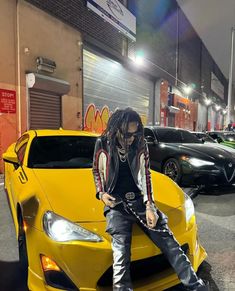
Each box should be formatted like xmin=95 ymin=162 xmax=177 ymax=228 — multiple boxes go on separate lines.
xmin=102 ymin=107 xmax=144 ymax=151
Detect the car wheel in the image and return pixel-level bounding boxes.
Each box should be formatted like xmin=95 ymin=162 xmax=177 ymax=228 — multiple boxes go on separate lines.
xmin=163 ymin=158 xmax=182 ymax=184
xmin=18 ymin=215 xmax=28 ymax=280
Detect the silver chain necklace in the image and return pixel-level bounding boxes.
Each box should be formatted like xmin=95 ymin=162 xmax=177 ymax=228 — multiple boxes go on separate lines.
xmin=117 ymin=146 xmax=127 ymax=162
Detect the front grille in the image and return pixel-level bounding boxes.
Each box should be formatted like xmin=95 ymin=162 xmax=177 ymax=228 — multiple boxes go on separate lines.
xmin=223 ymin=162 xmax=235 ymax=182
xmin=98 ymin=244 xmax=189 ymax=287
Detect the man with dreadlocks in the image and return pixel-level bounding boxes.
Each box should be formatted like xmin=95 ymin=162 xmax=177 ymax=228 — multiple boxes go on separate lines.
xmin=93 ymin=107 xmax=208 ymax=291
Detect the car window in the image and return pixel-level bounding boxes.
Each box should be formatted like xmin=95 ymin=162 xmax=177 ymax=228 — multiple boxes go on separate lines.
xmin=208 ymin=133 xmax=218 ymax=139
xmin=200 ymin=134 xmax=216 ymax=143
xmin=17 ymin=144 xmax=27 ymax=164
xmin=28 ymin=136 xmax=97 ymax=169
xmin=15 ymin=134 xmax=29 ymax=164
xmin=154 ymin=128 xmax=182 ymax=143
xmin=181 ymin=130 xmax=202 ymax=143
xmin=144 ymin=128 xmax=155 ymax=138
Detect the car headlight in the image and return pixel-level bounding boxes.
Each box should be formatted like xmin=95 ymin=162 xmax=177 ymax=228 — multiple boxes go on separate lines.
xmin=43 ymin=211 xmax=103 ymax=242
xmin=182 ymin=156 xmax=214 ymax=167
xmin=184 ymin=194 xmax=195 ymax=223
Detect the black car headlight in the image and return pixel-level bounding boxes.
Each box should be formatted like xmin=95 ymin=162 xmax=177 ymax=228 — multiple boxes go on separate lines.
xmin=43 ymin=211 xmax=103 ymax=242
xmin=181 ymin=156 xmax=214 ymax=167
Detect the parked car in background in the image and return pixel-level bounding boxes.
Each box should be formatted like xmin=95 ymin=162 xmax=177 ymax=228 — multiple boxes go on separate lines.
xmin=191 ymin=131 xmax=235 ymax=152
xmin=144 ymin=126 xmax=235 ymax=187
xmin=191 ymin=132 xmax=216 ymax=143
xmin=3 ymin=129 xmax=207 ymax=291
xmin=207 ymin=131 xmax=235 ymax=149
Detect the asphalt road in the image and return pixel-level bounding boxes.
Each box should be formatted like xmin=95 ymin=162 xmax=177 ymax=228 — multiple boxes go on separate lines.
xmin=0 ymin=179 xmax=235 ymax=291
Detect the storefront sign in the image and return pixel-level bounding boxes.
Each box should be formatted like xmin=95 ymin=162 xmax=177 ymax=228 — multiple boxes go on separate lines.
xmin=87 ymin=0 xmax=136 ymax=41
xmin=0 ymin=89 xmax=16 ymax=113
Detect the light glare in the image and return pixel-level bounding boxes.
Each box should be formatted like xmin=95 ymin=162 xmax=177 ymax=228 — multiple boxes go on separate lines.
xmin=205 ymin=99 xmax=212 ymax=106
xmin=134 ymin=55 xmax=144 ymax=65
xmin=183 ymin=86 xmax=192 ymax=94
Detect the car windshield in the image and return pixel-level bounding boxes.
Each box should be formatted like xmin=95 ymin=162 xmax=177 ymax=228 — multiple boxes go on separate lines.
xmin=154 ymin=128 xmax=201 ymax=143
xmin=220 ymin=133 xmax=235 ymax=142
xmin=28 ymin=136 xmax=97 ymax=169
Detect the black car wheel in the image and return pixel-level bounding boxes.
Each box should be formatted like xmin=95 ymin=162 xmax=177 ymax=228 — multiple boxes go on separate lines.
xmin=18 ymin=215 xmax=28 ymax=280
xmin=163 ymin=158 xmax=182 ymax=184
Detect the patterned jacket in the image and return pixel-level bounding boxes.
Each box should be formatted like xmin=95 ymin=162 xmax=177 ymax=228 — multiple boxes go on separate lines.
xmin=92 ymin=136 xmax=155 ymax=203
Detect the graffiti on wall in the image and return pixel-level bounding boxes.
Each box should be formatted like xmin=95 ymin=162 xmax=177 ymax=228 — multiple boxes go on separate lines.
xmin=84 ymin=103 xmax=147 ymax=133
xmin=84 ymin=104 xmax=112 ymax=133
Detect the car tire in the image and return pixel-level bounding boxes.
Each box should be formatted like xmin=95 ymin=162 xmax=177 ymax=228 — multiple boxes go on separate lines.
xmin=162 ymin=158 xmax=182 ymax=184
xmin=18 ymin=214 xmax=28 ymax=281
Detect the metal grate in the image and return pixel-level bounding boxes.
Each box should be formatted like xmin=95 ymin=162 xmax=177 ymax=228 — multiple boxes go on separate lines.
xmin=29 ymin=89 xmax=61 ymax=129
xmin=24 ymin=0 xmax=126 ymax=55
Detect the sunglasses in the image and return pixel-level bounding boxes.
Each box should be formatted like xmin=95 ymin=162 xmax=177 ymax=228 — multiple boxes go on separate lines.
xmin=122 ymin=131 xmax=142 ymax=139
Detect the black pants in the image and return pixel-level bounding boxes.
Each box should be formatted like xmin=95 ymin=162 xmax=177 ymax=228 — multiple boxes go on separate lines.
xmin=105 ymin=200 xmax=207 ymax=291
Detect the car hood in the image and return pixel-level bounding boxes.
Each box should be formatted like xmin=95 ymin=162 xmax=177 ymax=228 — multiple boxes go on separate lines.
xmin=165 ymin=143 xmax=235 ymax=162
xmin=207 ymin=143 xmax=235 ymax=152
xmin=32 ymin=169 xmax=184 ymax=223
xmin=32 ymin=168 xmax=105 ymax=222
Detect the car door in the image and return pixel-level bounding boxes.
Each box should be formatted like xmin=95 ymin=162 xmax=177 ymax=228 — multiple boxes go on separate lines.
xmin=8 ymin=134 xmax=30 ymax=210
xmin=144 ymin=127 xmax=184 ymax=172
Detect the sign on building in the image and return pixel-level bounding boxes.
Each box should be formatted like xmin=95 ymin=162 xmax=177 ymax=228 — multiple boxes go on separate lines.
xmin=0 ymin=89 xmax=16 ymax=113
xmin=211 ymin=72 xmax=224 ymax=100
xmin=87 ymin=0 xmax=136 ymax=41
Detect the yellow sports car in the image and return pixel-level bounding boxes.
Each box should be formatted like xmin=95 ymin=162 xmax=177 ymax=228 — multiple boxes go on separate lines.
xmin=3 ymin=129 xmax=207 ymax=291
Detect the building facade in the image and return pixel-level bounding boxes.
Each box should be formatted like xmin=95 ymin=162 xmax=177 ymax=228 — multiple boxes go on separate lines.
xmin=0 ymin=0 xmax=231 ymax=171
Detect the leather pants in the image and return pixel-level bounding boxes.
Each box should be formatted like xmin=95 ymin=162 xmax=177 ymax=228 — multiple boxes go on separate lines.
xmin=105 ymin=203 xmax=208 ymax=291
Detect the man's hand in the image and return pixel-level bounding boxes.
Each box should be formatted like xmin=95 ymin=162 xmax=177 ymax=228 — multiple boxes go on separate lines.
xmin=100 ymin=193 xmax=116 ymax=208
xmin=146 ymin=208 xmax=159 ymax=228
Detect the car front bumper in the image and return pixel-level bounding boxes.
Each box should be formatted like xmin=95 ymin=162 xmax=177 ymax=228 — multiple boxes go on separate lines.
xmin=181 ymin=164 xmax=235 ymax=186
xmin=26 ymin=218 xmax=207 ymax=291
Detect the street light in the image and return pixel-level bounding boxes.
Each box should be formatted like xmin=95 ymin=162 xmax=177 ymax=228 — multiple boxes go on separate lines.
xmin=227 ymin=27 xmax=235 ymax=126
xmin=183 ymin=86 xmax=192 ymax=95
xmin=133 ymin=50 xmax=145 ymax=66
xmin=204 ymin=98 xmax=212 ymax=106
xmin=215 ymin=104 xmax=221 ymax=111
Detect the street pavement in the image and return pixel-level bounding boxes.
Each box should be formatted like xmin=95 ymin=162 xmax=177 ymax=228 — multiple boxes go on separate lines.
xmin=0 ymin=177 xmax=235 ymax=291
xmin=194 ymin=188 xmax=235 ymax=291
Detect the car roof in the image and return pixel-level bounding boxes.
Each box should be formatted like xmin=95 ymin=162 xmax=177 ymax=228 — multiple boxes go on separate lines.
xmin=208 ymin=131 xmax=232 ymax=134
xmin=190 ymin=131 xmax=205 ymax=134
xmin=145 ymin=126 xmax=190 ymax=132
xmin=23 ymin=129 xmax=100 ymax=137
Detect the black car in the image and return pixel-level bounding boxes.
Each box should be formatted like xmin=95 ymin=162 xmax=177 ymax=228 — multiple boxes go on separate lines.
xmin=144 ymin=126 xmax=235 ymax=187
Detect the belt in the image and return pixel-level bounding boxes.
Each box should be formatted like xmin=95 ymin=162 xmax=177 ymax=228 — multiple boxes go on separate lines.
xmin=124 ymin=192 xmax=141 ymax=201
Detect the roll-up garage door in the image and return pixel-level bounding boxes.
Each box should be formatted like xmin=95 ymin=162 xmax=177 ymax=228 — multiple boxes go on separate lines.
xmin=29 ymin=89 xmax=61 ymax=129
xmin=83 ymin=49 xmax=154 ymax=125
xmin=197 ymin=102 xmax=207 ymax=131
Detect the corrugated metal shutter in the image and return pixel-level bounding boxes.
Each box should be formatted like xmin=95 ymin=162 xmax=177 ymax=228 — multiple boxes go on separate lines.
xmin=29 ymin=89 xmax=61 ymax=129
xmin=197 ymin=102 xmax=207 ymax=131
xmin=83 ymin=49 xmax=154 ymax=123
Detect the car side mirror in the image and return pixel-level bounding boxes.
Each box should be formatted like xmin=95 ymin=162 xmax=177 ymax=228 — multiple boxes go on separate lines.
xmin=216 ymin=137 xmax=223 ymax=143
xmin=145 ymin=136 xmax=156 ymax=145
xmin=201 ymin=138 xmax=205 ymax=144
xmin=3 ymin=152 xmax=19 ymax=166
